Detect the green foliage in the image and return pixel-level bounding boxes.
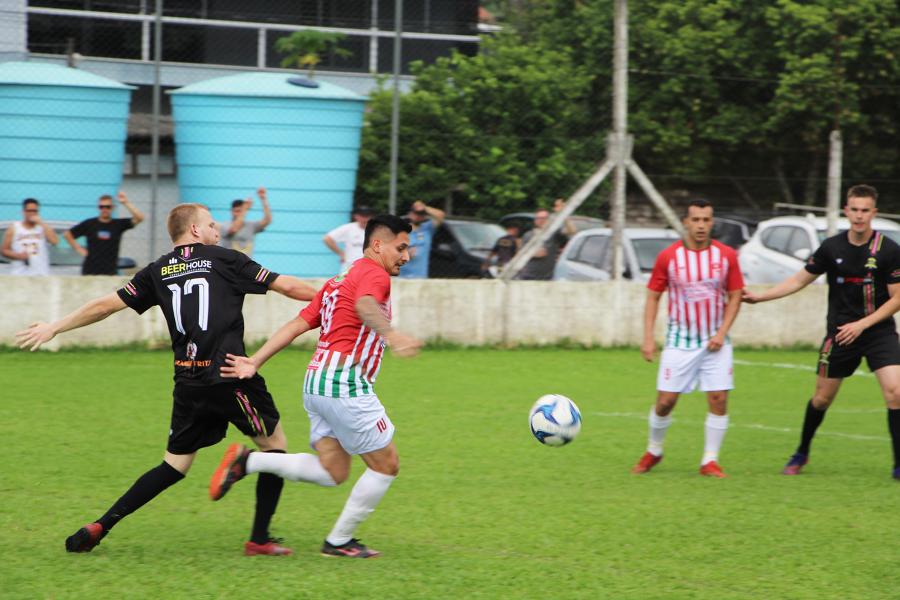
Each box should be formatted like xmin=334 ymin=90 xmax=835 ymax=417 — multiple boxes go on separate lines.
xmin=275 ymin=30 xmax=352 ymax=78
xmin=4 ymin=348 xmax=900 ymax=598
xmin=356 ymin=34 xmax=604 ymax=218
xmin=357 ymin=0 xmax=900 ymax=212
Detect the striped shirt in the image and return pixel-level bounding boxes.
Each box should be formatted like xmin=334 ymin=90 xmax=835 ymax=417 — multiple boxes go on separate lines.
xmin=299 ymin=258 xmax=391 ymax=398
xmin=648 ymin=240 xmax=744 ymax=349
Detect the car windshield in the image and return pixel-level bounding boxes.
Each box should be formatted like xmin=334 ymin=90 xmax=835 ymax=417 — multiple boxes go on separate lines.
xmin=632 ymin=238 xmax=675 ymax=272
xmin=451 ymin=221 xmax=505 ymax=252
xmin=817 ymin=229 xmax=900 ymax=244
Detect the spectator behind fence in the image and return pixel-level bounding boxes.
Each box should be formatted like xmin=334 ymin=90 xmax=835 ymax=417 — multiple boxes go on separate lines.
xmin=2 ymin=198 xmax=59 ymax=276
xmin=323 ymin=205 xmax=374 ymax=272
xmin=517 ymin=202 xmax=576 ymax=281
xmin=399 ymin=200 xmax=445 ymax=279
xmin=65 ymin=191 xmax=144 ymax=276
xmin=218 ymin=187 xmax=272 ymax=256
xmin=483 ymin=223 xmax=521 ymax=275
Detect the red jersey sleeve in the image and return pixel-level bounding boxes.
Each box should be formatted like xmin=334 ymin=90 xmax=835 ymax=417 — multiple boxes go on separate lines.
xmin=724 ymin=247 xmax=745 ymax=291
xmin=647 ymin=246 xmax=672 ymax=292
xmin=299 ymin=284 xmax=325 ymax=329
xmin=355 ymin=263 xmax=391 ymax=303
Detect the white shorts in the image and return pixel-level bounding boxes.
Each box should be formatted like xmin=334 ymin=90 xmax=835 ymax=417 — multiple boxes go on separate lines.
xmin=303 ymin=392 xmax=395 ymax=455
xmin=657 ymin=343 xmax=734 ymax=394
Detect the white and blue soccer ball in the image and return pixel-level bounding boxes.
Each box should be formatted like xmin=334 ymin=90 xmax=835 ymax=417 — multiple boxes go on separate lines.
xmin=529 ymin=394 xmax=582 ymax=446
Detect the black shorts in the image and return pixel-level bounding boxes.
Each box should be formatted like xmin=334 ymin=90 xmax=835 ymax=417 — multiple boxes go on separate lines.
xmin=168 ymin=375 xmax=280 ymax=455
xmin=817 ymin=329 xmax=900 ymax=379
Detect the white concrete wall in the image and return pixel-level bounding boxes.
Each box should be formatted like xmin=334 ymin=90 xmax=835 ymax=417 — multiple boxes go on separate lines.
xmin=0 ymin=0 xmax=27 ymax=61
xmin=0 ymin=276 xmax=839 ymax=349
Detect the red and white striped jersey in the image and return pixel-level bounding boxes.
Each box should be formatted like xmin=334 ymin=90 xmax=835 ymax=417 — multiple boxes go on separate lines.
xmin=648 ymin=240 xmax=744 ymax=349
xmin=299 ymin=258 xmax=391 ymax=398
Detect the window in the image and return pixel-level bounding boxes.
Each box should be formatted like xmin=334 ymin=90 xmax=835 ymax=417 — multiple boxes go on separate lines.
xmin=785 ymin=228 xmax=812 ymax=256
xmin=761 ymin=226 xmax=795 ymax=254
xmin=572 ymin=235 xmax=609 ymax=270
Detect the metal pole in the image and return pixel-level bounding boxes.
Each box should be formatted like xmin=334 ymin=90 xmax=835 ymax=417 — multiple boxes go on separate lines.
xmin=369 ymin=0 xmax=378 ymax=73
xmin=826 ymin=129 xmax=842 ymax=237
xmin=387 ymin=0 xmax=402 ymax=215
xmin=149 ymin=0 xmax=162 ymax=259
xmin=609 ymin=0 xmax=627 ymax=280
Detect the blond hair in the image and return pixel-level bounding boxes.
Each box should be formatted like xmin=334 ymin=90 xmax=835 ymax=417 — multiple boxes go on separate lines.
xmin=167 ymin=203 xmax=208 ymax=241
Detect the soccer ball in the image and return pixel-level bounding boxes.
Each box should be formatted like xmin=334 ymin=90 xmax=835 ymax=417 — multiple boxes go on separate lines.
xmin=529 ymin=394 xmax=582 ymax=446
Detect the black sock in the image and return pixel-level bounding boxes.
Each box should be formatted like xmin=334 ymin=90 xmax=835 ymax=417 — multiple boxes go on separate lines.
xmin=888 ymin=409 xmax=900 ymax=469
xmin=96 ymin=461 xmax=185 ymax=532
xmin=250 ymin=450 xmax=285 ymax=544
xmin=797 ymin=399 xmax=827 ymax=456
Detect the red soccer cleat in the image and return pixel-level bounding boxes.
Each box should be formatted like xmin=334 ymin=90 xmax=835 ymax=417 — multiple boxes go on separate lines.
xmin=65 ymin=522 xmax=106 ymax=553
xmin=210 ymin=443 xmax=251 ymax=501
xmin=244 ymin=538 xmax=293 ymax=556
xmin=631 ymin=452 xmax=663 ymax=474
xmin=700 ymin=461 xmax=727 ymax=478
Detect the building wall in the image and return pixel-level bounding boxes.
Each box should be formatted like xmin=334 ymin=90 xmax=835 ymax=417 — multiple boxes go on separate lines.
xmin=0 ymin=0 xmax=27 ymax=61
xmin=0 ymin=278 xmax=834 ymax=350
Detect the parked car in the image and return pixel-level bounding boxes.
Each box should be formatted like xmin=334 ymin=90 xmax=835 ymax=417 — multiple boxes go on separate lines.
xmin=429 ymin=217 xmax=506 ymax=278
xmin=499 ymin=212 xmax=605 ymax=237
xmin=0 ymin=220 xmax=137 ymax=275
xmin=712 ymin=215 xmax=757 ymax=249
xmin=553 ymin=227 xmax=681 ymax=282
xmin=739 ymin=215 xmax=900 ymax=284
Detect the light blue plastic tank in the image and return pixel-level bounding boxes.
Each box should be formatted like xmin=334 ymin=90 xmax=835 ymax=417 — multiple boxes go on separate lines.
xmin=170 ymin=73 xmax=367 ymax=277
xmin=0 ymin=62 xmax=134 ymax=221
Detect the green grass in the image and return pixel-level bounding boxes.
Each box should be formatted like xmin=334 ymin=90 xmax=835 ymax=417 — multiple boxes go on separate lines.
xmin=3 ymin=348 xmax=899 ymax=599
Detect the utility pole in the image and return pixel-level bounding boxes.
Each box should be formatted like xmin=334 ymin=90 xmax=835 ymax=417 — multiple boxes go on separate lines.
xmin=387 ymin=0 xmax=403 ymax=215
xmin=149 ymin=0 xmax=162 ymax=258
xmin=500 ymin=0 xmax=682 ymax=281
xmin=825 ymin=27 xmax=843 ymax=238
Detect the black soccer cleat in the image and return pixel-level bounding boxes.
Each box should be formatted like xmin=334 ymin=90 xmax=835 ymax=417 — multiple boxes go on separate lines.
xmin=210 ymin=443 xmax=252 ymax=501
xmin=65 ymin=522 xmax=106 ymax=553
xmin=321 ymin=538 xmax=381 ymax=559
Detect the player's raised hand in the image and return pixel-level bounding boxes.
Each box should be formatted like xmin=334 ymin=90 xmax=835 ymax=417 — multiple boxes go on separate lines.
xmin=835 ymin=321 xmax=865 ymax=346
xmin=640 ymin=339 xmax=656 ymax=362
xmin=221 ymin=353 xmax=258 ymax=379
xmin=15 ymin=322 xmax=55 ymax=351
xmin=257 ymin=187 xmax=267 ymax=201
xmin=386 ymin=331 xmax=423 ymax=358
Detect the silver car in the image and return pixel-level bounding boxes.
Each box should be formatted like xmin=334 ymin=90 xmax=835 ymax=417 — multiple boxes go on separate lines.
xmin=739 ymin=215 xmax=900 ymax=284
xmin=553 ymin=227 xmax=681 ymax=282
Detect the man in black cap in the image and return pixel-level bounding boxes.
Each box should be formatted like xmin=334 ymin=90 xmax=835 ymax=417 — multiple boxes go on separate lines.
xmin=323 ymin=206 xmax=374 ymax=273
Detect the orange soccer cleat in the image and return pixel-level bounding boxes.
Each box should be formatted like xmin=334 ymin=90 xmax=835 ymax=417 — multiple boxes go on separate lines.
xmin=699 ymin=461 xmax=727 ymax=478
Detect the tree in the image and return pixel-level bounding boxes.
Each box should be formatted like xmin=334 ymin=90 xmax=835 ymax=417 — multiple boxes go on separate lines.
xmin=275 ymin=30 xmax=352 ymax=79
xmin=356 ymin=34 xmax=603 ymax=218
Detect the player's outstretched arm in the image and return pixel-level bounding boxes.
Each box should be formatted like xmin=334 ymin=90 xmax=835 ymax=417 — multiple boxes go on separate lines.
xmin=356 ymin=295 xmax=422 ymax=358
xmin=836 ymin=282 xmax=900 ymax=346
xmin=15 ymin=292 xmax=127 ymax=351
xmin=221 ymin=315 xmax=313 ymax=379
xmin=268 ymin=275 xmax=317 ymax=301
xmin=742 ymin=268 xmax=818 ymax=304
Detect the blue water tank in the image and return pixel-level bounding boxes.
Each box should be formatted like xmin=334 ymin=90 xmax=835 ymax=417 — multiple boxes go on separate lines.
xmin=170 ymin=73 xmax=367 ymax=277
xmin=0 ymin=62 xmax=134 ymax=221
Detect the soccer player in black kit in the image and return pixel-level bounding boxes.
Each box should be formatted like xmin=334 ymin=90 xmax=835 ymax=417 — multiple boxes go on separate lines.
xmin=16 ymin=203 xmax=316 ymax=554
xmin=744 ymin=185 xmax=900 ymax=480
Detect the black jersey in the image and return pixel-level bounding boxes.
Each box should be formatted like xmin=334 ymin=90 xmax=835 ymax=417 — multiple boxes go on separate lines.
xmin=117 ymin=243 xmax=279 ymax=385
xmin=805 ymin=230 xmax=900 ymax=335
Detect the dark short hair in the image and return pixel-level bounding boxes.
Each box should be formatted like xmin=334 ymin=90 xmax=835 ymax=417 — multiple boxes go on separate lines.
xmin=22 ymin=198 xmax=39 ymax=208
xmin=363 ymin=214 xmax=412 ymax=249
xmin=847 ymin=184 xmax=878 ymax=204
xmin=684 ymin=199 xmax=712 ymax=217
xmin=231 ymin=199 xmax=244 ymax=209
xmin=353 ymin=205 xmax=375 ymax=216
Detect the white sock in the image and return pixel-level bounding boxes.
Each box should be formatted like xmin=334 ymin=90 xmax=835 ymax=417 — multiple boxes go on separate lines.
xmin=326 ymin=468 xmax=396 ymax=546
xmin=647 ymin=407 xmax=672 ymax=457
xmin=246 ymin=452 xmax=337 ymax=487
xmin=702 ymin=413 xmax=729 ymax=465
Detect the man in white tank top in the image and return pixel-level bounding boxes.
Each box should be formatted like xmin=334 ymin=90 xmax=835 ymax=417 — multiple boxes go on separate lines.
xmin=1 ymin=198 xmax=59 ymax=276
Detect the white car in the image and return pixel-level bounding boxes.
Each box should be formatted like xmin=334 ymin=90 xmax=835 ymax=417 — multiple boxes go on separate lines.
xmin=553 ymin=227 xmax=681 ymax=282
xmin=739 ymin=215 xmax=900 ymax=284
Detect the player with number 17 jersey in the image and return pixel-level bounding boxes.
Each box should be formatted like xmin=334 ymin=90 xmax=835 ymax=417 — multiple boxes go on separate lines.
xmin=300 ymin=257 xmax=392 ymax=399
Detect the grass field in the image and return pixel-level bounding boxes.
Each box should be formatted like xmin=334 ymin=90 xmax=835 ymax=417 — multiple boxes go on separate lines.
xmin=3 ymin=347 xmax=900 ymax=599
